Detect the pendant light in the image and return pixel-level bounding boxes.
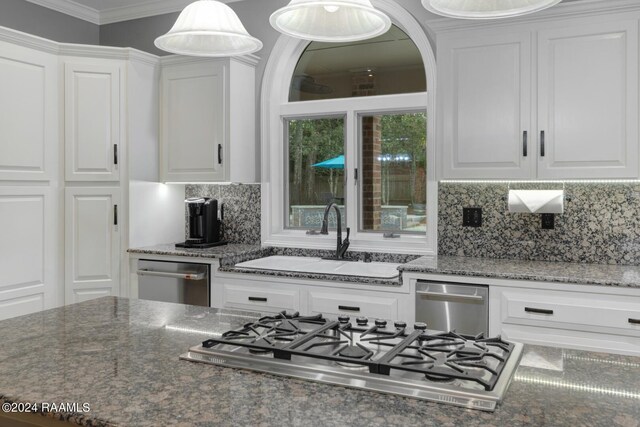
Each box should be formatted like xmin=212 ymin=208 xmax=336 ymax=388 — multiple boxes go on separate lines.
xmin=154 ymin=0 xmax=262 ymax=57
xmin=270 ymin=0 xmax=392 ymax=42
xmin=421 ymin=0 xmax=562 ymax=20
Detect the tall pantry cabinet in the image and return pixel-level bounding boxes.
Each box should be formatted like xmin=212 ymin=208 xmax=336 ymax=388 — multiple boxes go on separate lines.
xmin=0 ymin=34 xmax=59 ymax=320
xmin=0 ymin=27 xmax=161 ymax=318
xmin=63 ymin=56 xmax=125 ymax=304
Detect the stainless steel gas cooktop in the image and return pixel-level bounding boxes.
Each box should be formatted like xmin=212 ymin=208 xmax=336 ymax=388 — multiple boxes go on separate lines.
xmin=181 ymin=312 xmax=523 ymax=411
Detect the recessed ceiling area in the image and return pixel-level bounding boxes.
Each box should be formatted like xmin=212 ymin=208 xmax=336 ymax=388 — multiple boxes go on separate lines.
xmin=24 ymin=0 xmax=244 ymax=25
xmin=23 ymin=0 xmax=588 ymax=25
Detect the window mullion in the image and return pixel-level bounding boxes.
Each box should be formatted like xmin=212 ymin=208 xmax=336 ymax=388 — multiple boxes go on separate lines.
xmin=344 ymin=110 xmax=358 ymax=233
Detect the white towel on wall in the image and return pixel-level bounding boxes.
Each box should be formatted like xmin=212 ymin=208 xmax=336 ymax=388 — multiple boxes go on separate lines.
xmin=508 ymin=190 xmax=564 ymax=214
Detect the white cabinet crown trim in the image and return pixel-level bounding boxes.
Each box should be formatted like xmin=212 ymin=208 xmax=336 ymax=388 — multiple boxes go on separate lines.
xmin=0 ymin=26 xmax=159 ymax=65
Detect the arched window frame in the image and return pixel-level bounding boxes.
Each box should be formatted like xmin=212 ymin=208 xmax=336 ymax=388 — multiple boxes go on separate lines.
xmin=261 ymin=0 xmax=437 ymax=255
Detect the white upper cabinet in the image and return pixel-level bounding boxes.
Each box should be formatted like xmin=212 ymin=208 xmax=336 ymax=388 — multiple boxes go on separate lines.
xmin=0 ymin=42 xmax=57 ymax=181
xmin=65 ymin=60 xmax=124 ymax=182
xmin=537 ymin=20 xmax=639 ymax=179
xmin=438 ymin=17 xmax=639 ymax=180
xmin=439 ymin=32 xmax=532 ymax=179
xmin=160 ymin=56 xmax=257 ymax=183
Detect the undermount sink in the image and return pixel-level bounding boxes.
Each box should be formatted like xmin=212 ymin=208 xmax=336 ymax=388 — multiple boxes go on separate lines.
xmin=235 ymin=256 xmax=401 ymax=279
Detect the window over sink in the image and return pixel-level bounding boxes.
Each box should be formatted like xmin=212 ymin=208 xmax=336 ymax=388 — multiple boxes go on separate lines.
xmin=262 ymin=3 xmax=437 ymax=254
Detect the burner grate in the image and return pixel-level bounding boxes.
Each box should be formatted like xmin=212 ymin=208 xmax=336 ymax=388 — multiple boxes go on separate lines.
xmin=377 ymin=331 xmax=515 ymax=391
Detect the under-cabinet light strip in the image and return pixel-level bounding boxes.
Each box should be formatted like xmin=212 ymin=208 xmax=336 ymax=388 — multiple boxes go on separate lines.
xmin=514 ymin=374 xmax=640 ymax=399
xmin=164 ymin=325 xmax=224 ymax=336
xmin=562 ymin=354 xmax=640 ymax=369
xmin=439 ymin=180 xmax=640 ymax=184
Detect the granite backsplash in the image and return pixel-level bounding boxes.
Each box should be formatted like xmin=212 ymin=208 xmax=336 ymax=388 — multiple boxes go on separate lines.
xmin=438 ymin=182 xmax=640 ymax=265
xmin=185 ymin=184 xmax=261 ymax=245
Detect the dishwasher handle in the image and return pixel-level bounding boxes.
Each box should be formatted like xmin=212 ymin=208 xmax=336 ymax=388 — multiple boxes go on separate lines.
xmin=416 ymin=290 xmax=484 ymax=302
xmin=136 ymin=269 xmax=205 ymax=281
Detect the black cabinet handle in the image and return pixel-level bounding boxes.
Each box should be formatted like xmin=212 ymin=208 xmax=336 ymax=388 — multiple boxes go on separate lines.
xmin=248 ymin=296 xmax=267 ymax=302
xmin=523 ymin=131 xmax=528 ymax=157
xmin=218 ymin=144 xmax=223 ymax=165
xmin=338 ymin=305 xmax=361 ymax=312
xmin=114 ymin=144 xmax=118 ymax=165
xmin=525 ymin=307 xmax=553 ymax=315
xmin=114 ymin=204 xmax=118 ymax=226
xmin=629 ymin=318 xmax=640 ymax=325
xmin=540 ymin=131 xmax=545 ymax=157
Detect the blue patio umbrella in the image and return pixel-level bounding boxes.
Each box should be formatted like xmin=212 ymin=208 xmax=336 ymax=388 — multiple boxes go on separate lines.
xmin=312 ymin=155 xmax=344 ymax=199
xmin=312 ymin=155 xmax=344 ymax=169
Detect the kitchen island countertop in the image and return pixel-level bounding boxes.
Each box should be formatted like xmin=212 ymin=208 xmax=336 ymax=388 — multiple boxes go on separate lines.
xmin=400 ymin=255 xmax=640 ymax=288
xmin=1 ymin=297 xmax=638 ymax=427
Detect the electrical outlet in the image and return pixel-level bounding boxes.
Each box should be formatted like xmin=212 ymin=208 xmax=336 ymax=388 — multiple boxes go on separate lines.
xmin=541 ymin=213 xmax=555 ymax=230
xmin=463 ymin=207 xmax=482 ymax=227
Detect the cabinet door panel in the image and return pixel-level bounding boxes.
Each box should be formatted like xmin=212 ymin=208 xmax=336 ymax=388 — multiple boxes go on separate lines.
xmin=161 ymin=62 xmax=225 ymax=182
xmin=65 ymin=188 xmax=120 ymax=304
xmin=537 ymin=21 xmax=638 ymax=178
xmin=0 ymin=188 xmax=56 ymax=320
xmin=0 ymin=43 xmax=57 ymax=180
xmin=440 ymin=33 xmax=532 ymax=179
xmin=65 ymin=62 xmax=122 ymax=181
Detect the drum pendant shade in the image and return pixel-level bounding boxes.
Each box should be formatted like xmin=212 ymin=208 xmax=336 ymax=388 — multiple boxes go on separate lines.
xmin=421 ymin=0 xmax=562 ymax=20
xmin=154 ymin=0 xmax=263 ymax=57
xmin=270 ymin=0 xmax=392 ymax=42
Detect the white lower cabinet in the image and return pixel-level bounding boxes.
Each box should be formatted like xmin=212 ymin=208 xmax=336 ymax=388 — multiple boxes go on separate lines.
xmin=220 ymin=281 xmax=300 ymax=313
xmin=212 ymin=273 xmax=410 ymax=320
xmin=65 ymin=187 xmax=121 ymax=304
xmin=491 ymin=285 xmax=640 ymax=356
xmin=307 ymin=290 xmax=400 ymax=320
xmin=0 ymin=187 xmax=58 ymax=320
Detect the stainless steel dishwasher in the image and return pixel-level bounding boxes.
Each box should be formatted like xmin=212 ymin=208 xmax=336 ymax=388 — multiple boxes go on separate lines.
xmin=137 ymin=260 xmax=210 ymax=307
xmin=415 ymin=281 xmax=489 ymax=336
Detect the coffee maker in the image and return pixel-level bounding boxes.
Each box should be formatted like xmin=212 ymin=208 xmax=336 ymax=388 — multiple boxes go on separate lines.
xmin=176 ymin=198 xmax=226 ymax=248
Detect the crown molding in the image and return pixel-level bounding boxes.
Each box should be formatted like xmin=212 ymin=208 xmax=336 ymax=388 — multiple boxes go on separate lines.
xmin=27 ymin=0 xmax=246 ymax=26
xmin=159 ymin=52 xmax=260 ymax=67
xmin=425 ymin=0 xmax=640 ymax=32
xmin=99 ymin=0 xmax=193 ymax=25
xmin=24 ymin=0 xmax=100 ymax=25
xmin=0 ymin=25 xmax=160 ymax=65
xmin=0 ymin=25 xmax=62 ymax=54
xmin=59 ymin=43 xmax=160 ymax=65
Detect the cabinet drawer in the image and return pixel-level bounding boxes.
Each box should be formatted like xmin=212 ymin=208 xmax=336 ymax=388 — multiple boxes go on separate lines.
xmin=222 ymin=283 xmax=298 ymax=313
xmin=307 ymin=290 xmax=399 ymax=320
xmin=500 ymin=288 xmax=640 ymax=337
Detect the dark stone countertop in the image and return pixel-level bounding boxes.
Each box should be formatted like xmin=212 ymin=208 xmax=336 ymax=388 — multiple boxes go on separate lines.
xmin=127 ymin=243 xmax=264 ymax=261
xmin=129 ymin=244 xmax=407 ymax=285
xmin=217 ymin=265 xmax=402 ymax=286
xmin=1 ymin=297 xmax=639 ymax=427
xmin=128 ymin=245 xmax=640 ymax=288
xmin=400 ymin=255 xmax=640 ymax=288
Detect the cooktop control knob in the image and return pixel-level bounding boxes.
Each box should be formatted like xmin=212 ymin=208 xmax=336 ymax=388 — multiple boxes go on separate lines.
xmin=375 ymin=319 xmax=387 ymax=327
xmin=338 ymin=315 xmax=350 ymax=324
xmin=414 ymin=322 xmax=427 ymax=331
xmin=394 ymin=321 xmax=407 ymax=329
xmin=356 ymin=317 xmax=368 ymax=326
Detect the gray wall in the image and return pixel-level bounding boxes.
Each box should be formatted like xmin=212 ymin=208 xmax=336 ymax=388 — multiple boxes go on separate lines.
xmin=98 ymin=0 xmax=437 ymax=179
xmin=0 ymin=0 xmax=98 ymax=44
xmin=99 ymin=1 xmax=435 ymax=68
